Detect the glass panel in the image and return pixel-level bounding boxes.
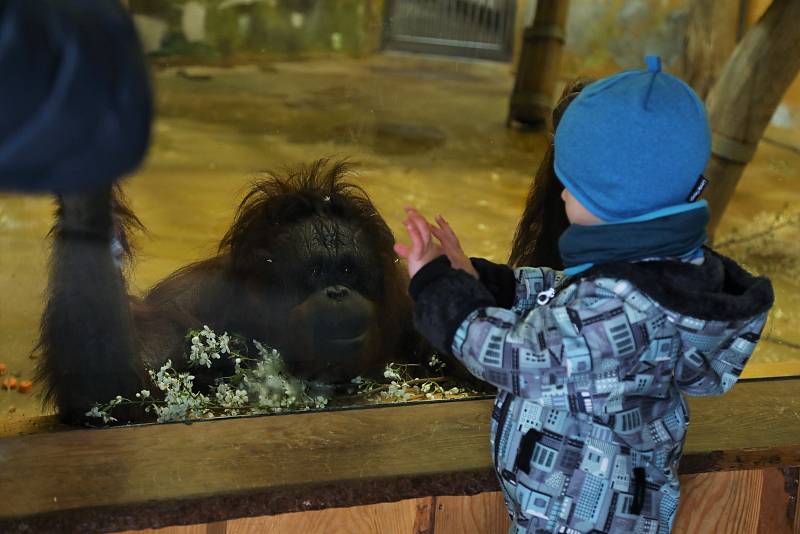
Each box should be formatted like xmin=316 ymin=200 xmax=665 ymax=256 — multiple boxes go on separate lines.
xmin=1 ymin=0 xmax=798 ymax=428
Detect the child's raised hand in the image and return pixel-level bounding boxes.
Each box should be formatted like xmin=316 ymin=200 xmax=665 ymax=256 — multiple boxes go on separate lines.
xmin=394 ymin=208 xmax=443 ymax=278
xmin=431 ymin=214 xmax=479 ymax=279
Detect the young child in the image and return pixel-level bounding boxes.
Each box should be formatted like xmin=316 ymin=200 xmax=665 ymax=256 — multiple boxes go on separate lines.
xmin=394 ymin=57 xmax=774 ymax=534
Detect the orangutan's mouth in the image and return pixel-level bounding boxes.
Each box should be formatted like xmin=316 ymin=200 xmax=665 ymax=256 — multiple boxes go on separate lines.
xmin=289 ymin=330 xmax=370 ymax=383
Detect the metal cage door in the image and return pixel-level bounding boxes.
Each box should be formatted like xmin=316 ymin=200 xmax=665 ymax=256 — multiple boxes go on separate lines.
xmin=383 ymin=0 xmax=517 ymax=61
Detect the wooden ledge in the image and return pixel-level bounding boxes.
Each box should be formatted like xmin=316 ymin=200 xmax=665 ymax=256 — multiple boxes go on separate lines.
xmin=0 ymin=379 xmax=799 ymax=533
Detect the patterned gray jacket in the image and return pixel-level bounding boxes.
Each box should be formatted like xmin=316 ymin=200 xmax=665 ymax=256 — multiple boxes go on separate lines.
xmin=409 ymin=249 xmax=773 ymax=534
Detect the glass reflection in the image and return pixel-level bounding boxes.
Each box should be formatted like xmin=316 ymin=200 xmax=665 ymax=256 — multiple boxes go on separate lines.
xmin=0 ymin=0 xmax=798 ymax=426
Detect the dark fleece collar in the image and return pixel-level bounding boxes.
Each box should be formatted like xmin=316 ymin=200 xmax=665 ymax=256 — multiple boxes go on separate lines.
xmin=580 ymin=247 xmax=774 ymax=321
xmin=559 ymin=203 xmax=709 ymax=273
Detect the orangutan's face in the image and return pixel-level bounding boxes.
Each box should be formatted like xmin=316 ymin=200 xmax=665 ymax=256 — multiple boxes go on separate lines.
xmin=244 ymin=216 xmax=384 ymax=383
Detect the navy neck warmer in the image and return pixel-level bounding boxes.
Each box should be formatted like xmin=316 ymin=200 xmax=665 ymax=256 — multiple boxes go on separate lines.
xmin=559 ymin=202 xmax=710 ymax=276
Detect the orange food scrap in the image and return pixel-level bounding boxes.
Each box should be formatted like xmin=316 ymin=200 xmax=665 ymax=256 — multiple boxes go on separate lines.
xmin=2 ymin=377 xmax=18 ymax=390
xmin=0 ymin=363 xmax=7 ymax=375
xmin=18 ymin=380 xmax=33 ymax=393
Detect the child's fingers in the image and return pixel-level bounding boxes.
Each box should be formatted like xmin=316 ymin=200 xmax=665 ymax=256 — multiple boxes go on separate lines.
xmin=405 ymin=206 xmax=424 ymax=223
xmin=393 ymin=242 xmax=410 ymax=259
xmin=405 ymin=207 xmax=428 ymax=224
xmin=405 ymin=219 xmax=425 ymax=258
xmin=431 ymin=229 xmax=459 ymax=266
xmin=431 ymin=222 xmax=455 ymax=249
xmin=408 ymin=216 xmax=429 ymax=249
xmin=394 ymin=217 xmax=414 ymax=259
xmin=435 ymin=215 xmax=461 ymax=245
xmin=413 ymin=209 xmax=437 ymax=237
xmin=406 ymin=210 xmax=433 ymax=249
xmin=430 ymin=226 xmax=454 ymax=252
xmin=434 ymin=215 xmax=452 ymax=240
xmin=405 ymin=206 xmax=461 ymax=259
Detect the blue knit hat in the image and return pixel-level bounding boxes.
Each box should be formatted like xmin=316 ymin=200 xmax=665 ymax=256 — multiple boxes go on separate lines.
xmin=554 ymin=56 xmax=711 ymax=222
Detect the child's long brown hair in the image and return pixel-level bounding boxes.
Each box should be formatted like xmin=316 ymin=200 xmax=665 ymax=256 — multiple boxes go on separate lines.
xmin=508 ymin=78 xmax=595 ymax=269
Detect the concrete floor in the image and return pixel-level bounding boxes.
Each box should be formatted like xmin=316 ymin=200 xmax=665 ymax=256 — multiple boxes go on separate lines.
xmin=0 ymin=53 xmax=798 ymax=421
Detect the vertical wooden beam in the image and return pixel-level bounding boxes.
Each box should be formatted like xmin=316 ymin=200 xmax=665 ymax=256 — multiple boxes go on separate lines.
xmin=511 ymin=0 xmax=535 ymax=75
xmin=365 ymin=0 xmax=386 ymax=56
xmin=681 ymin=0 xmax=742 ymax=100
xmin=744 ymin=0 xmax=773 ymax=27
xmin=507 ymin=0 xmax=570 ymax=130
xmin=702 ymin=0 xmax=800 ymax=235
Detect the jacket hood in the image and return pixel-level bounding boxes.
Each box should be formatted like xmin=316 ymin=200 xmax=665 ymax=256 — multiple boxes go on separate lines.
xmin=585 ymin=248 xmax=774 ymax=395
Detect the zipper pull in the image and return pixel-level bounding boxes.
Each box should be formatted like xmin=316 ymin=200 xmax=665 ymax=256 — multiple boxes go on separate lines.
xmin=536 ymin=287 xmax=556 ymax=306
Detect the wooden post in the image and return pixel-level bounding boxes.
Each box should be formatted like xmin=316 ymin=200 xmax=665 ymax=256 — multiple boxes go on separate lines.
xmin=507 ymin=0 xmax=570 ymax=130
xmin=511 ymin=0 xmax=534 ymax=75
xmin=704 ymin=0 xmax=800 ymax=235
xmin=365 ymin=0 xmax=385 ymax=56
xmin=681 ymin=0 xmax=742 ymax=99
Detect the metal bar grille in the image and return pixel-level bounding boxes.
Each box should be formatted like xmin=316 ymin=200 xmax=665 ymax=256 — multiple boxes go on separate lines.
xmin=383 ymin=0 xmax=517 ymax=61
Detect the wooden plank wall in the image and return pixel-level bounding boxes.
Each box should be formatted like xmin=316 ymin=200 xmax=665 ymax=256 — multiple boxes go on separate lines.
xmin=121 ymin=467 xmax=799 ymax=534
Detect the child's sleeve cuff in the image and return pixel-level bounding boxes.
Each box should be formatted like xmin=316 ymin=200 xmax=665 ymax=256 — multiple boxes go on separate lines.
xmin=409 ymin=257 xmax=497 ymax=355
xmin=470 ymin=258 xmax=516 ymax=308
xmin=409 ymin=255 xmax=453 ymax=301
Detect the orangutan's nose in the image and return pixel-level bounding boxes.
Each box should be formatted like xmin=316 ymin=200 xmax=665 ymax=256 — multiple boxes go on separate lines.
xmin=325 ymin=285 xmax=350 ymax=301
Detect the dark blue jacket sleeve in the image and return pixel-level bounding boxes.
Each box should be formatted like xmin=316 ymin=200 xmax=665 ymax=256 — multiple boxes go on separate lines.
xmin=0 ymin=0 xmax=152 ymax=193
